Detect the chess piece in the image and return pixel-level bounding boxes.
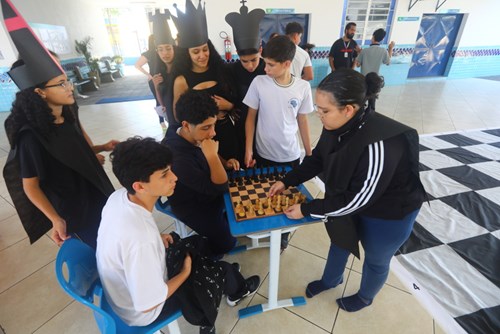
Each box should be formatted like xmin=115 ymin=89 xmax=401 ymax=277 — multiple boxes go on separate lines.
xmin=267 ymin=197 xmax=272 ymax=209
xmin=284 ymin=196 xmax=289 ymax=210
xmin=275 ymin=196 xmax=282 ymax=212
xmin=252 ymin=166 xmax=259 ymax=182
xmin=258 ymin=200 xmax=264 ymax=215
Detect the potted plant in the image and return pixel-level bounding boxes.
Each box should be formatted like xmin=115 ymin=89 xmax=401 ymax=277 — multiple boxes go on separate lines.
xmin=75 ymin=37 xmax=101 ymax=85
xmin=112 ymin=55 xmax=125 ymax=76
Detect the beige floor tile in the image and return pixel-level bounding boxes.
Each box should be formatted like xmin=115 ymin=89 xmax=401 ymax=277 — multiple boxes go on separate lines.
xmin=0 ymin=196 xmax=16 ymax=222
xmin=224 ymin=246 xmax=270 ymax=289
xmin=0 ymin=235 xmax=57 ymax=293
xmin=0 ymin=261 xmax=72 ymax=334
xmin=0 ymin=214 xmax=28 ymax=251
xmin=33 ymin=301 xmax=99 ymax=334
xmin=332 ymin=271 xmax=433 ymax=334
xmin=350 ymin=248 xmax=408 ymax=292
xmin=231 ymin=294 xmax=329 ymax=334
xmin=288 ymin=222 xmax=330 ymax=259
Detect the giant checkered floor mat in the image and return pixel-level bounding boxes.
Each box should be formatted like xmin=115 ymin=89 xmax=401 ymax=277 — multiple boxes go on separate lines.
xmin=393 ymin=128 xmax=500 ymax=334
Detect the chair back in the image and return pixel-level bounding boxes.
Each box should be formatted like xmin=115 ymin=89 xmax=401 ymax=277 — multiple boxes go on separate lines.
xmin=55 ymin=238 xmax=116 ymax=333
xmin=56 ymin=238 xmax=183 ymax=334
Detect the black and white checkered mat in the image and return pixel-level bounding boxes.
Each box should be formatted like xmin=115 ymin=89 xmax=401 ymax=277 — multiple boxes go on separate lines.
xmin=393 ymin=129 xmax=500 ymax=334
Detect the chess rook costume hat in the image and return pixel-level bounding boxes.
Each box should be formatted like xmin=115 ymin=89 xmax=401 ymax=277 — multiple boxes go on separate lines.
xmin=225 ymin=0 xmax=265 ymax=52
xmin=171 ymin=0 xmax=208 ymax=49
xmin=1 ymin=0 xmax=64 ymax=90
xmin=149 ymin=9 xmax=175 ymax=46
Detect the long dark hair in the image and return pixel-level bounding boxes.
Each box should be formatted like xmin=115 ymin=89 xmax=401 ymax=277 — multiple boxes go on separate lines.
xmin=317 ymin=68 xmax=384 ymax=109
xmin=5 ymin=60 xmax=75 ymax=148
xmin=172 ymin=39 xmax=236 ymax=102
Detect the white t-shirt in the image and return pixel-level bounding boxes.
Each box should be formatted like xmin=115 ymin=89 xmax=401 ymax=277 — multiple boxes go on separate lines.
xmin=291 ymin=45 xmax=312 ymax=79
xmin=243 ymin=75 xmax=313 ymax=162
xmin=96 ymin=188 xmax=168 ymax=326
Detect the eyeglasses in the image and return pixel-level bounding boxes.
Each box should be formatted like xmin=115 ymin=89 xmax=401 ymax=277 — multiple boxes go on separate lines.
xmin=44 ymin=80 xmax=74 ymax=90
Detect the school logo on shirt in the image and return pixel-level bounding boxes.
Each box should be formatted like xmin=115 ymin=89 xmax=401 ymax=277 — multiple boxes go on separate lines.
xmin=288 ymin=98 xmax=299 ymax=109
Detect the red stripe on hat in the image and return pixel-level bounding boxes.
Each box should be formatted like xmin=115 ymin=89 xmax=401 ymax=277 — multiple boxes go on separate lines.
xmin=4 ymin=16 xmax=27 ymax=32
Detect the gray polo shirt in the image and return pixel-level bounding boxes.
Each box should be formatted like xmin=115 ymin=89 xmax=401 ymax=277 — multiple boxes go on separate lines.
xmin=357 ymin=44 xmax=390 ymax=75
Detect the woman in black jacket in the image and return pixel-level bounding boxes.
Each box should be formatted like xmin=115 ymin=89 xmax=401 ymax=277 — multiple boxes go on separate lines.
xmin=269 ymin=68 xmax=426 ymax=312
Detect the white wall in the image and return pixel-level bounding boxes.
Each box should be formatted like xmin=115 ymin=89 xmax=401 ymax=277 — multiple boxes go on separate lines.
xmin=206 ymin=0 xmax=344 ymax=54
xmin=2 ymin=0 xmax=500 ymax=69
xmin=1 ymin=0 xmax=112 ymax=67
xmin=391 ymin=0 xmax=500 ymax=46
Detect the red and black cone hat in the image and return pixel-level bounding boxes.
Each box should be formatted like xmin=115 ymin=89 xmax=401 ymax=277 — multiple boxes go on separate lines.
xmin=1 ymin=0 xmax=64 ymax=89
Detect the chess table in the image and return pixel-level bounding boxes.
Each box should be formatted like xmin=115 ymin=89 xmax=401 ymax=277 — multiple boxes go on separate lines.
xmin=223 ymin=166 xmax=320 ymax=319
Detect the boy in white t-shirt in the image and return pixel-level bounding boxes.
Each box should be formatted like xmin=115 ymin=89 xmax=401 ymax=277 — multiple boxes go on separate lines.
xmin=96 ymin=137 xmax=259 ymax=334
xmin=244 ymin=35 xmax=313 ymax=169
xmin=243 ymin=35 xmax=314 ymax=249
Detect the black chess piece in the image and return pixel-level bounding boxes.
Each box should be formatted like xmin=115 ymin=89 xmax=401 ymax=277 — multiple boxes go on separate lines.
xmin=245 ymin=170 xmax=252 ymax=185
xmin=252 ymin=166 xmax=259 ymax=182
xmin=229 ymin=171 xmax=236 ymax=187
xmin=268 ymin=166 xmax=274 ymax=181
xmin=237 ymin=176 xmax=243 ymax=186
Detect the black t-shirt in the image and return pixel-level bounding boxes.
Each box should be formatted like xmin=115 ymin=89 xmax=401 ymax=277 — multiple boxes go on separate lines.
xmin=229 ymin=58 xmax=266 ymax=110
xmin=17 ymin=123 xmax=107 ymax=234
xmin=328 ymin=38 xmax=358 ymax=69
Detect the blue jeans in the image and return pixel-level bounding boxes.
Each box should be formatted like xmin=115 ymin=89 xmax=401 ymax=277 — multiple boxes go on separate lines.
xmin=320 ymin=209 xmax=419 ymax=302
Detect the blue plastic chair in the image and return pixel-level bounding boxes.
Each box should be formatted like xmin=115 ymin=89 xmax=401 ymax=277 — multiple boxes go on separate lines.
xmin=55 ymin=238 xmax=182 ymax=334
xmin=155 ymin=197 xmax=195 ymax=238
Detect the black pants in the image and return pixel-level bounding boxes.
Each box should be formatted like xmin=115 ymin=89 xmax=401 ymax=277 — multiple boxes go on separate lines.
xmin=254 ymin=154 xmax=300 ymax=169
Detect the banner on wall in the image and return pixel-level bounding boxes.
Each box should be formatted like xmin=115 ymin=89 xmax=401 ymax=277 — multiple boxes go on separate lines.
xmin=30 ymin=23 xmax=71 ymax=55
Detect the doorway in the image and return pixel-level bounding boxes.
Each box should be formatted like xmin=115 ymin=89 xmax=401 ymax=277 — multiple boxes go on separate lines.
xmin=259 ymin=14 xmax=310 ymax=46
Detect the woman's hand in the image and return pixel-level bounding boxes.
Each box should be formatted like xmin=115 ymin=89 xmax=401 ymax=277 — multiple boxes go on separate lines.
xmin=51 ymin=217 xmax=70 ymax=246
xmin=103 ymin=140 xmax=120 ymax=152
xmin=161 ymin=233 xmax=174 ymax=248
xmin=96 ymin=154 xmax=105 ymax=165
xmin=212 ymin=95 xmax=234 ymax=111
xmin=152 ymin=73 xmax=164 ymax=87
xmin=284 ymin=204 xmax=304 ymax=220
xmin=269 ymin=181 xmax=285 ymax=197
xmin=224 ymin=158 xmax=240 ymax=171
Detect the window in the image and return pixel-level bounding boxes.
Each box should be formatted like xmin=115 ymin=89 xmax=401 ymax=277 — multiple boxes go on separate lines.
xmin=343 ymin=0 xmax=396 ymax=45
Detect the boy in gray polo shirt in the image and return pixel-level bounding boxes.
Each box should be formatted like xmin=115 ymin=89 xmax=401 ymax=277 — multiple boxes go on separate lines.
xmin=356 ymin=28 xmax=395 ymax=110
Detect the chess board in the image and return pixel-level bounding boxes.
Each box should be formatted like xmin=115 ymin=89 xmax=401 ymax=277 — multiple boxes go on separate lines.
xmin=228 ymin=167 xmax=307 ymax=222
xmin=391 ymin=128 xmax=500 ymax=334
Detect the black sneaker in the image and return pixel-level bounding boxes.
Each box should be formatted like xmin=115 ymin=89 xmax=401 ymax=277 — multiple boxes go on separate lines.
xmin=226 ymin=275 xmax=260 ymax=307
xmin=199 ymin=325 xmax=216 ymax=334
xmin=280 ymin=232 xmax=290 ymax=250
xmin=232 ymin=262 xmax=241 ymax=272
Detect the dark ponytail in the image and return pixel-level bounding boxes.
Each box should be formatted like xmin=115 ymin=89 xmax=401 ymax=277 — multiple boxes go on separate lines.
xmin=317 ymin=68 xmax=384 ymax=108
xmin=365 ymin=72 xmax=384 ymax=101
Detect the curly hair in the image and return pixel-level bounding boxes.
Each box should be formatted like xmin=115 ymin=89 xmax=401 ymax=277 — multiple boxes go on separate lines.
xmin=175 ymin=90 xmax=218 ymax=125
xmin=5 ymin=60 xmax=75 ymax=148
xmin=111 ymin=136 xmax=173 ymax=194
xmin=172 ymin=39 xmax=236 ymax=101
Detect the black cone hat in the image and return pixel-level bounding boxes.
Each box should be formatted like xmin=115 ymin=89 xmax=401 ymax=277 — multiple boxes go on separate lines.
xmin=225 ymin=0 xmax=265 ymax=52
xmin=171 ymin=0 xmax=208 ymax=48
xmin=149 ymin=9 xmax=175 ymax=46
xmin=1 ymin=0 xmax=64 ymax=89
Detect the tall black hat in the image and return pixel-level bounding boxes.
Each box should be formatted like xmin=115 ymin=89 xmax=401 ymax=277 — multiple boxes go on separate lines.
xmin=171 ymin=0 xmax=208 ymax=48
xmin=149 ymin=9 xmax=175 ymax=46
xmin=225 ymin=0 xmax=265 ymax=52
xmin=1 ymin=0 xmax=64 ymax=90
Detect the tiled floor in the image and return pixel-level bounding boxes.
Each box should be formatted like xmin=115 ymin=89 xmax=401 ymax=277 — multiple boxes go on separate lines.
xmin=1 ymin=77 xmax=500 ymax=334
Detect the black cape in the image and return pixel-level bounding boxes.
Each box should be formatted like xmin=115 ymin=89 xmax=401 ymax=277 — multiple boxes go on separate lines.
xmin=3 ymin=120 xmax=113 ymax=244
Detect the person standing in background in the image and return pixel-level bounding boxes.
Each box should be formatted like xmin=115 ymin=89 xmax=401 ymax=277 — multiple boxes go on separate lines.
xmin=135 ymin=34 xmax=167 ymax=132
xmin=285 ymin=22 xmax=314 ymax=81
xmin=328 ymin=22 xmax=359 ymax=71
xmin=356 ymin=28 xmax=395 ymax=110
